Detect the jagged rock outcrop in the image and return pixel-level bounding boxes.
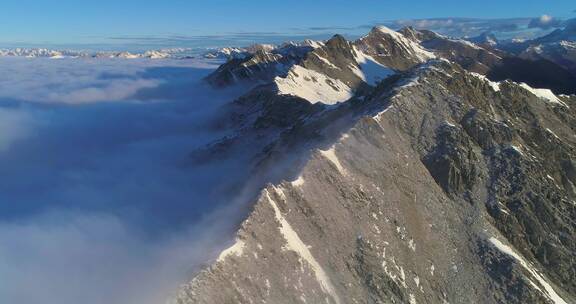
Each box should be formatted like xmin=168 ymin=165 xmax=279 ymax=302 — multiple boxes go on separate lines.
xmin=355 ymin=26 xmax=436 ymax=71
xmin=299 ymin=34 xmax=366 ymax=87
xmin=205 ymin=50 xmax=292 ymax=87
xmin=176 ymin=58 xmax=576 ymax=304
xmin=206 ymin=27 xmax=438 ymax=105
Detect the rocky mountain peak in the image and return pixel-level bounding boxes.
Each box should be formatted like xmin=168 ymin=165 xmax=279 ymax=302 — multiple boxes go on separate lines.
xmin=398 ymin=26 xmax=423 ymax=42
xmin=249 ymin=49 xmax=279 ymax=63
xmin=355 ymin=25 xmax=435 ymax=70
xmin=370 ymin=25 xmax=398 ymax=35
xmin=324 ymin=34 xmax=351 ymax=50
xmin=469 ymin=31 xmax=499 ymax=47
xmin=177 ymin=50 xmax=576 ymax=303
xmin=245 ymin=43 xmax=276 ymax=54
xmin=412 ymin=28 xmax=502 ymax=74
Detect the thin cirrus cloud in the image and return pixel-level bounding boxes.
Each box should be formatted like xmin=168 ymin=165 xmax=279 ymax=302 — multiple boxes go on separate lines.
xmin=378 ymin=18 xmax=532 ymax=37
xmin=102 ymin=17 xmax=562 ymax=48
xmin=82 ymin=16 xmax=566 ymax=53
xmin=105 ymin=32 xmax=337 ymax=48
xmin=298 ymin=17 xmax=551 ymax=37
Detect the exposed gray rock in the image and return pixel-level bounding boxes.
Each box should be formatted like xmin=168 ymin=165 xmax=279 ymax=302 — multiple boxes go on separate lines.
xmin=415 ymin=29 xmax=503 ymax=74
xmin=205 ymin=50 xmax=292 ymax=87
xmin=355 ymin=26 xmax=434 ymax=71
xmin=300 ymin=34 xmax=365 ymax=88
xmin=176 ymin=60 xmax=576 ymax=304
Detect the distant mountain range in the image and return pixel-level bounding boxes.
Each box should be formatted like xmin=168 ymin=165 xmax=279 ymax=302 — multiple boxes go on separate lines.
xmin=0 ymin=47 xmax=197 ymax=59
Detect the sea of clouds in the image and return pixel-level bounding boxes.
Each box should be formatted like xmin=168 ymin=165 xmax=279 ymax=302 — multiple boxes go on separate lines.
xmin=0 ymin=57 xmax=255 ymax=304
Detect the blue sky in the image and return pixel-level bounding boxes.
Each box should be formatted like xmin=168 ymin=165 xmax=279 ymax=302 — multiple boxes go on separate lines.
xmin=0 ymin=0 xmax=574 ymax=47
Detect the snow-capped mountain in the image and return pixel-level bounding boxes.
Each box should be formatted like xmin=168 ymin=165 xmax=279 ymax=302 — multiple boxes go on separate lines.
xmin=356 ymin=26 xmax=436 ymax=70
xmin=202 ymin=47 xmax=250 ymax=60
xmin=467 ymin=31 xmax=499 ymax=48
xmin=406 ymin=28 xmax=503 ymax=74
xmin=0 ymin=48 xmax=85 ymax=58
xmin=0 ymin=47 xmax=196 ymax=59
xmin=173 ymin=25 xmax=576 ymax=304
xmin=205 ymin=26 xmax=514 ymax=103
xmin=201 ymin=41 xmax=325 ymax=60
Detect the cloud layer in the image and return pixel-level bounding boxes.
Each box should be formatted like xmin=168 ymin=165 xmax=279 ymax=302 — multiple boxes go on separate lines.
xmin=0 ymin=57 xmax=255 ymax=304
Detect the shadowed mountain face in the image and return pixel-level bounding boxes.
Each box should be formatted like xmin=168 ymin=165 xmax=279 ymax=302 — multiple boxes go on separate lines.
xmin=174 ymin=27 xmax=576 ymax=304
xmin=497 ymin=21 xmax=576 ymax=82
xmin=519 ymin=41 xmax=576 ymax=77
xmin=534 ymin=22 xmax=576 ymax=45
xmin=467 ymin=32 xmax=499 ymax=48
xmin=414 ymin=29 xmax=503 ymax=74
xmin=487 ymin=57 xmax=576 ymax=95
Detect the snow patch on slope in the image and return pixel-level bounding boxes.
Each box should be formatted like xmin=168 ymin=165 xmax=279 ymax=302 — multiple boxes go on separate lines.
xmin=217 ymin=238 xmax=245 ymax=262
xmin=265 ymin=189 xmax=342 ymax=304
xmin=451 ymin=38 xmax=483 ymax=50
xmin=312 ymin=53 xmax=341 ymax=70
xmin=489 ymin=237 xmax=568 ymax=304
xmin=320 ymin=147 xmax=347 ymax=175
xmin=470 ymin=72 xmax=501 ymax=92
xmin=304 ymin=39 xmax=326 ymax=49
xmin=373 ymin=26 xmax=436 ymax=62
xmin=291 ymin=176 xmax=305 ymax=187
xmin=275 ymin=65 xmax=353 ymax=104
xmin=353 ymin=48 xmax=396 ymax=85
xmin=519 ymin=83 xmax=567 ymax=107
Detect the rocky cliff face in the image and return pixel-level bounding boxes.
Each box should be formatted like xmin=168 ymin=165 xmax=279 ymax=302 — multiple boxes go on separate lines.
xmin=175 ymin=28 xmax=576 ymax=304
xmin=355 ymin=26 xmax=435 ymax=71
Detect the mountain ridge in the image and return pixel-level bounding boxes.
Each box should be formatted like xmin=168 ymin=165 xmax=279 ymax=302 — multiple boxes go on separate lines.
xmin=175 ymin=45 xmax=575 ymax=303
xmin=169 ymin=24 xmax=576 ymax=304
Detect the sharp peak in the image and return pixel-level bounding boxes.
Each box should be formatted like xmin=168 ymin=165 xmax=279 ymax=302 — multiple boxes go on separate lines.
xmin=370 ymin=25 xmax=400 ymax=35
xmin=329 ymin=34 xmax=347 ymax=41
xmin=325 ymin=34 xmax=350 ymax=46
